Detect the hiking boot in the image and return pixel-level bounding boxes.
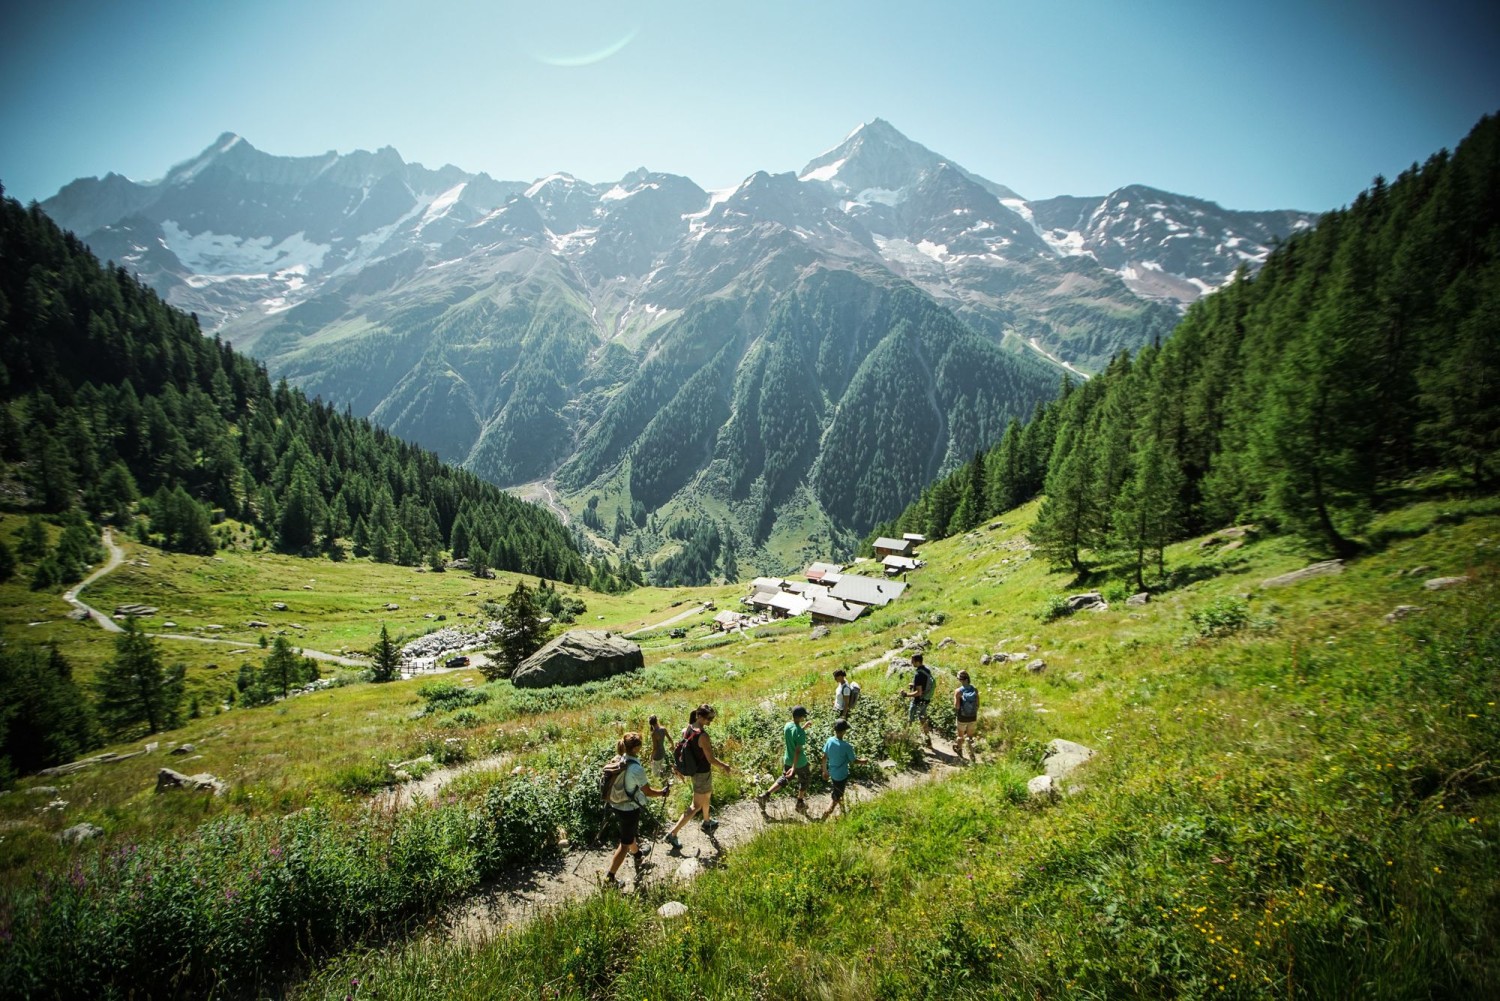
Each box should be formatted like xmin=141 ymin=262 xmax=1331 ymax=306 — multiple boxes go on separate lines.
xmin=700 ymin=818 xmax=720 ymax=835
xmin=632 ymin=852 xmax=653 ymax=876
xmin=664 ymin=832 xmax=681 ymax=850
xmin=637 ymin=841 xmax=653 ymax=858
xmin=601 ymin=872 xmax=621 ymax=889
xmin=755 ymin=791 xmax=770 ymax=811
xmin=794 ymin=798 xmax=809 ymax=814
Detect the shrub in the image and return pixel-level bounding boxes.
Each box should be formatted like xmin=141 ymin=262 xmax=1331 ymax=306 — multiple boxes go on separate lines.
xmin=416 ymin=681 xmax=490 ymax=716
xmin=332 ymin=760 xmax=395 ymax=794
xmin=478 ymin=772 xmax=565 ymax=870
xmin=1038 ymin=595 xmax=1072 ymax=621
xmin=1189 ymin=596 xmax=1251 ymax=638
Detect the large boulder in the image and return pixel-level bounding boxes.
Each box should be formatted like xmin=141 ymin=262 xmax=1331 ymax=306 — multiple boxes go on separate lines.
xmin=511 ymin=630 xmax=644 ymax=688
xmin=1043 ymin=739 xmax=1096 ymax=781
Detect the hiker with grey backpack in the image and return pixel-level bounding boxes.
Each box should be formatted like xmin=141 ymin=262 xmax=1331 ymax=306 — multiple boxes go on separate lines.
xmin=601 ymin=731 xmax=670 ymax=887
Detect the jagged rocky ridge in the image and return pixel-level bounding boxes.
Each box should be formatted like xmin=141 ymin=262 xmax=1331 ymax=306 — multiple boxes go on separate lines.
xmin=40 ymin=122 xmax=1318 ymax=570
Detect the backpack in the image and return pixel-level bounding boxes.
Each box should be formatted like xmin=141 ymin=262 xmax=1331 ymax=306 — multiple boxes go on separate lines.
xmin=600 ymin=755 xmax=628 ymax=805
xmin=846 ymin=682 xmax=861 ymax=713
xmin=914 ymin=666 xmax=934 ymax=700
xmin=957 ymin=685 xmax=979 ymax=722
xmin=673 ymin=725 xmax=703 ymax=776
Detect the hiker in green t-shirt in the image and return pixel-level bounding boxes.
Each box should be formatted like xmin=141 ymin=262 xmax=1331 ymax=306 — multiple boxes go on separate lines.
xmin=755 ymin=705 xmax=812 ymax=815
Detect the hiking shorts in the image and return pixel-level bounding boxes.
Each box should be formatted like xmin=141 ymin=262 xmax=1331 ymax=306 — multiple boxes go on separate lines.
xmin=829 ymin=778 xmax=848 ymax=802
xmin=611 ymin=806 xmax=641 ymax=846
xmin=908 ymin=698 xmax=931 ymax=723
xmin=691 ymin=771 xmax=713 ymax=795
xmin=956 ymin=719 xmax=977 ymax=738
xmin=790 ymin=764 xmax=811 ymax=793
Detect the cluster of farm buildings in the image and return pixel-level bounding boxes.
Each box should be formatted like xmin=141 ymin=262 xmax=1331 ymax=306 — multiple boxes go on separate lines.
xmin=715 ymin=534 xmax=927 ymax=631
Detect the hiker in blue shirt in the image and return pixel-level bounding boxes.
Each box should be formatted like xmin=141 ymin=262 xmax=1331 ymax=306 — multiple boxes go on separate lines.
xmin=756 ymin=705 xmax=812 ymax=815
xmin=820 ymin=719 xmax=868 ymax=820
xmin=603 ymin=731 xmax=670 ymax=887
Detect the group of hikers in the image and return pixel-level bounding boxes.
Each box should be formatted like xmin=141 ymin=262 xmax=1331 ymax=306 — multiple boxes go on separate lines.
xmin=601 ymin=653 xmax=983 ymax=886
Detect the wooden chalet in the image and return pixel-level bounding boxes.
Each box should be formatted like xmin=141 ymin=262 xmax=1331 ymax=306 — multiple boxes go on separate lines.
xmin=872 ymin=536 xmax=914 ymax=559
xmin=881 ymin=554 xmax=919 ymax=575
xmin=808 ymin=592 xmax=866 ymax=624
xmin=828 ymin=573 xmax=907 ymax=608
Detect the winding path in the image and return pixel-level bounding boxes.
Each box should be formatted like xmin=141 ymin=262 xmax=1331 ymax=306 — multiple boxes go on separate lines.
xmin=439 ymin=736 xmax=968 ymax=943
xmin=62 ymin=528 xmax=125 ymax=632
xmin=68 ymin=530 xmax=368 ymax=666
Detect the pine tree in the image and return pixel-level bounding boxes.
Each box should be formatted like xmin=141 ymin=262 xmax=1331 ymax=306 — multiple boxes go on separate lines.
xmin=262 ymin=635 xmax=305 ymax=697
xmin=17 ymin=516 xmax=48 ymax=563
xmin=95 ymin=619 xmax=184 ymax=735
xmin=0 ymin=644 xmax=97 ymax=775
xmin=1030 ymin=423 xmax=1098 ymax=573
xmin=1111 ymin=435 xmax=1186 ymax=590
xmin=371 ymin=623 xmax=401 ymax=683
xmin=490 ymin=581 xmax=547 ymax=680
xmin=1252 ymin=236 xmax=1382 ymax=557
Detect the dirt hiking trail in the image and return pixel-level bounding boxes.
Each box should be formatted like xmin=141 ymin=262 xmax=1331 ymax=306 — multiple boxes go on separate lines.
xmin=439 ymin=735 xmax=969 ymax=942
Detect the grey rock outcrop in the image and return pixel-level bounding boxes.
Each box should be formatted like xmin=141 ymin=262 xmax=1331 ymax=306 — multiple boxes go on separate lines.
xmin=156 ymin=768 xmax=228 ymax=796
xmin=59 ymin=823 xmax=104 ymax=844
xmin=1384 ymin=605 xmax=1424 ymax=624
xmin=1126 ymin=592 xmax=1150 ymax=607
xmin=1029 ymin=739 xmax=1097 ymax=800
xmin=1025 ymin=658 xmax=1047 ymax=673
xmin=511 ymin=630 xmax=644 ymax=688
xmin=1065 ymin=592 xmax=1107 ymax=612
xmin=1044 ymin=739 xmax=1096 ymax=781
xmin=659 ymin=900 xmax=690 ymax=917
xmin=1423 ymin=576 xmax=1469 ymax=591
xmin=1261 ymin=560 xmax=1344 ymax=588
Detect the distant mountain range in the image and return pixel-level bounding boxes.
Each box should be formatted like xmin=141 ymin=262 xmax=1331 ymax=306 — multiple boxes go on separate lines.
xmin=38 ymin=121 xmax=1318 ymax=572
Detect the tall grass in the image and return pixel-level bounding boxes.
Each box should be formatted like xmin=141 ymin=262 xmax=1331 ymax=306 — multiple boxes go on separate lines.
xmin=288 ymin=582 xmax=1499 ymax=1000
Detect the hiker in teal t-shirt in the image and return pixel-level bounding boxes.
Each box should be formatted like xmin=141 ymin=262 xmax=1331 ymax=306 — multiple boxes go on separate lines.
xmin=820 ymin=719 xmax=868 ymax=820
xmin=756 ymin=705 xmax=812 ymax=814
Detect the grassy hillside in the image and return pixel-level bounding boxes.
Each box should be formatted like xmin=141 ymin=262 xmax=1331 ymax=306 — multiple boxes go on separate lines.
xmin=2 ymin=486 xmax=1496 ymax=996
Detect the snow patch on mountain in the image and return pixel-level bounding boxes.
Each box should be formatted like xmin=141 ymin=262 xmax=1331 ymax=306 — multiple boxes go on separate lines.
xmin=525 ymin=173 xmax=578 ymax=198
xmin=799 ymin=157 xmax=847 ymax=183
xmin=421 ymin=182 xmax=467 ymax=225
xmin=160 ymin=221 xmax=330 ymax=275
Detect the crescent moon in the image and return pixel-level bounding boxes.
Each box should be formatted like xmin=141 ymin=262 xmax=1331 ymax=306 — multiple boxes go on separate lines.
xmin=535 ymin=27 xmax=640 ymax=67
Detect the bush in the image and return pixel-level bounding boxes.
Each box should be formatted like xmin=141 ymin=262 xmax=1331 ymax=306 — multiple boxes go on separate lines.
xmin=478 ymin=772 xmax=565 ymax=870
xmin=1189 ymin=596 xmax=1251 ymax=638
xmin=416 ymin=681 xmax=491 ymax=716
xmin=1038 ymin=595 xmax=1072 ymax=621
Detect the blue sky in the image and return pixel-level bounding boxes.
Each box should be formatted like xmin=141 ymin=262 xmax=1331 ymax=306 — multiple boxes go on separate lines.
xmin=2 ymin=0 xmax=1496 ymax=211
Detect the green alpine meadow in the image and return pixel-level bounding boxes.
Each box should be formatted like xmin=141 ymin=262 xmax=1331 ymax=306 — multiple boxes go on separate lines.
xmin=1 ymin=62 xmax=1498 ymax=1001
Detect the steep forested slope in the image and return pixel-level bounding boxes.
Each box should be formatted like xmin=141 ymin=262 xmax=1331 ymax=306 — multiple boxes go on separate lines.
xmin=875 ymin=113 xmax=1500 ymax=576
xmin=0 ymin=189 xmax=592 ymax=583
